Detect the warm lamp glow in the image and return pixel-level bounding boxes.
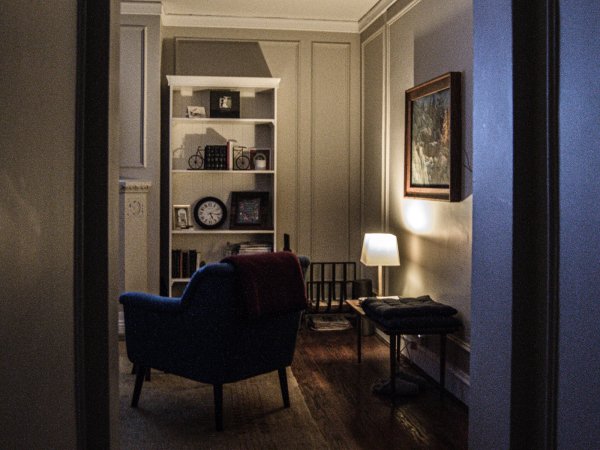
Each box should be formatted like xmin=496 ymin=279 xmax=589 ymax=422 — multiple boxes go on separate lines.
xmin=360 ymin=233 xmax=400 ymax=296
xmin=402 ymin=200 xmax=432 ymax=233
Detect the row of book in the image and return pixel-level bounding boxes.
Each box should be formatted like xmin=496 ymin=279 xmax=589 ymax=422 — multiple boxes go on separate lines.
xmin=172 ymin=243 xmax=274 ymax=279
xmin=171 ymin=249 xmax=203 ymax=279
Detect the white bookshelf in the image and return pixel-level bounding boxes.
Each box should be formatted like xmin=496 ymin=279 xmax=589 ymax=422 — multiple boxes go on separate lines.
xmin=167 ymin=75 xmax=280 ymax=295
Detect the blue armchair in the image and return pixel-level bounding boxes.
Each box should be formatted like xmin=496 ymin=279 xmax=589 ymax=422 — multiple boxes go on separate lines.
xmin=120 ymin=253 xmax=309 ymax=431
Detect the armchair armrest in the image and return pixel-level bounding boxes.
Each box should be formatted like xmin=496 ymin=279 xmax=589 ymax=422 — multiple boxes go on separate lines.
xmin=119 ymin=292 xmax=183 ymax=313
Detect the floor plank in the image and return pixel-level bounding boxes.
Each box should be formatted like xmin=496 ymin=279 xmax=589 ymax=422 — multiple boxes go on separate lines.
xmin=292 ymin=323 xmax=468 ymax=450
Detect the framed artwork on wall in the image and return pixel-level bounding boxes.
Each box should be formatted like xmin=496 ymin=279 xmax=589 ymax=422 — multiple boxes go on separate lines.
xmin=229 ymin=191 xmax=270 ymax=229
xmin=404 ymin=72 xmax=462 ymax=201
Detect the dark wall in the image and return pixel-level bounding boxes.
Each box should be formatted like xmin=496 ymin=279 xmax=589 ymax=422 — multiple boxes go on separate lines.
xmin=0 ymin=2 xmax=78 ymax=448
xmin=557 ymin=0 xmax=600 ymax=446
xmin=471 ymin=0 xmax=600 ymax=448
xmin=469 ymin=0 xmax=514 ymax=447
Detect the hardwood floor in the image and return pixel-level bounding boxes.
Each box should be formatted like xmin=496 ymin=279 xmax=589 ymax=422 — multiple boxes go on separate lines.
xmin=291 ymin=324 xmax=468 ymax=450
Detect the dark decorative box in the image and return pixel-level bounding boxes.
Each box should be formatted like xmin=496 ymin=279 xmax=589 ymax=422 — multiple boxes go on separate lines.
xmin=210 ymin=90 xmax=240 ymax=118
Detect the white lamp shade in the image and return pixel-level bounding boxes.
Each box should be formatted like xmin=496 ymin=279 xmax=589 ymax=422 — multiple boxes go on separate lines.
xmin=360 ymin=233 xmax=400 ymax=266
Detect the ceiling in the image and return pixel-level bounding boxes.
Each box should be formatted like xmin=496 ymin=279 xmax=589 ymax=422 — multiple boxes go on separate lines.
xmin=158 ymin=0 xmax=395 ymax=33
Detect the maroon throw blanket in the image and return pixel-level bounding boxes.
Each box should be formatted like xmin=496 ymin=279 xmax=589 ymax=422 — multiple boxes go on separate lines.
xmin=221 ymin=252 xmax=308 ymax=319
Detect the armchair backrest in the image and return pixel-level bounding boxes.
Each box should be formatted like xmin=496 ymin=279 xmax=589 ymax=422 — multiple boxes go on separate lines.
xmin=154 ymin=254 xmax=310 ymax=384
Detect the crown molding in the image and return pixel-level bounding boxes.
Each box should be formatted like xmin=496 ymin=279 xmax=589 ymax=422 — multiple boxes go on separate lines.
xmin=358 ymin=0 xmax=396 ymax=32
xmin=161 ymin=13 xmax=359 ymax=33
xmin=121 ymin=1 xmax=162 ymax=16
xmin=386 ymin=0 xmax=423 ymax=27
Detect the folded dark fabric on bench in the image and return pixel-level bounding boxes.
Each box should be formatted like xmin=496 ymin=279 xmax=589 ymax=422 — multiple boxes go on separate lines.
xmin=361 ymin=295 xmax=458 ymax=318
xmin=361 ymin=295 xmax=461 ymax=331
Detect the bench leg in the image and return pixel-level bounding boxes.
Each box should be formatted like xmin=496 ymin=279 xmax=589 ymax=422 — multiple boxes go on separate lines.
xmin=357 ymin=315 xmax=362 ymax=363
xmin=390 ymin=333 xmax=397 ymax=398
xmin=440 ymin=334 xmax=447 ymax=398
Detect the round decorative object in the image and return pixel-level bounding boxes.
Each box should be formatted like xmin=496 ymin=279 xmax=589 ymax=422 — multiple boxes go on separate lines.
xmin=193 ymin=196 xmax=227 ymax=229
xmin=253 ymin=153 xmax=267 ymax=170
xmin=235 ymin=154 xmax=250 ymax=170
xmin=188 ymin=146 xmax=204 ymax=170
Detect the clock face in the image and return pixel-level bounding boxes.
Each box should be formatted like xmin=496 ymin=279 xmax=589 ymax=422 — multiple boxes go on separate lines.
xmin=193 ymin=197 xmax=227 ymax=229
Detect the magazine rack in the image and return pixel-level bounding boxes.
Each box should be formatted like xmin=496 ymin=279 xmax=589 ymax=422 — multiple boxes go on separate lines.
xmin=306 ymin=262 xmax=356 ymax=313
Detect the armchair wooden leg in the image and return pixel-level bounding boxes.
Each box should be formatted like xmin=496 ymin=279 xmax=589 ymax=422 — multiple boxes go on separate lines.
xmin=131 ymin=365 xmax=147 ymax=407
xmin=278 ymin=368 xmax=290 ymax=408
xmin=213 ymin=384 xmax=224 ymax=431
xmin=131 ymin=364 xmax=151 ymax=381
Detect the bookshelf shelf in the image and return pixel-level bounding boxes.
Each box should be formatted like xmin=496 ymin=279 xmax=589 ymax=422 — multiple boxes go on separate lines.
xmin=172 ymin=229 xmax=275 ymax=235
xmin=172 ymin=169 xmax=275 ymax=175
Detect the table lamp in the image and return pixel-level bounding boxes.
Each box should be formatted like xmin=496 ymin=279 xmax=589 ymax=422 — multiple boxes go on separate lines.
xmin=360 ymin=233 xmax=400 ymax=296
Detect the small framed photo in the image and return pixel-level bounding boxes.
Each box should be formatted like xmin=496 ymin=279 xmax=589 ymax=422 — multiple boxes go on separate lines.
xmin=250 ymin=148 xmax=271 ymax=170
xmin=173 ymin=205 xmax=192 ymax=229
xmin=186 ymin=106 xmax=206 ymax=118
xmin=210 ymin=90 xmax=240 ymax=118
xmin=229 ymin=191 xmax=270 ymax=229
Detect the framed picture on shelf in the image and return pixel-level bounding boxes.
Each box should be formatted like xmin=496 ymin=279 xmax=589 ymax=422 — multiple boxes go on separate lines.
xmin=210 ymin=90 xmax=240 ymax=118
xmin=173 ymin=205 xmax=192 ymax=229
xmin=229 ymin=191 xmax=270 ymax=229
xmin=186 ymin=106 xmax=206 ymax=118
xmin=250 ymin=148 xmax=271 ymax=170
xmin=405 ymin=72 xmax=461 ymax=201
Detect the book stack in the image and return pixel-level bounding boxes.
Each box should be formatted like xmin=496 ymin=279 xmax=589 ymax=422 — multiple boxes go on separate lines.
xmin=203 ymin=145 xmax=228 ymax=170
xmin=227 ymin=241 xmax=273 ymax=255
xmin=171 ymin=249 xmax=200 ymax=278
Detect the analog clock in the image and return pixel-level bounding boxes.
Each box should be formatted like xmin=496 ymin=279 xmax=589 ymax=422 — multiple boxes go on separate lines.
xmin=193 ymin=197 xmax=227 ymax=229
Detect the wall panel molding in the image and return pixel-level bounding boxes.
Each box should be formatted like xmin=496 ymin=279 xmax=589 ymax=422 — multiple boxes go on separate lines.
xmin=119 ymin=25 xmax=147 ymax=168
xmin=256 ymin=40 xmax=301 ymax=252
xmin=120 ymin=1 xmax=161 ymax=16
xmin=360 ymin=28 xmax=386 ymax=235
xmin=310 ymin=42 xmax=352 ymax=260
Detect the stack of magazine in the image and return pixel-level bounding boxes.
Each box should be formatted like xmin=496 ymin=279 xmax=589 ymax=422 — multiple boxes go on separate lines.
xmin=307 ymin=314 xmax=352 ymax=331
xmin=228 ymin=241 xmax=273 ymax=255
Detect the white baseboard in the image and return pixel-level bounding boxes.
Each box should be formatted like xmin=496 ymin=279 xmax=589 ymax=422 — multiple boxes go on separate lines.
xmin=375 ymin=330 xmax=470 ymax=405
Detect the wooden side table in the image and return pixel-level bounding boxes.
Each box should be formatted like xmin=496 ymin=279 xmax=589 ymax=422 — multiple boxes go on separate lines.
xmin=345 ymin=299 xmax=460 ymax=399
